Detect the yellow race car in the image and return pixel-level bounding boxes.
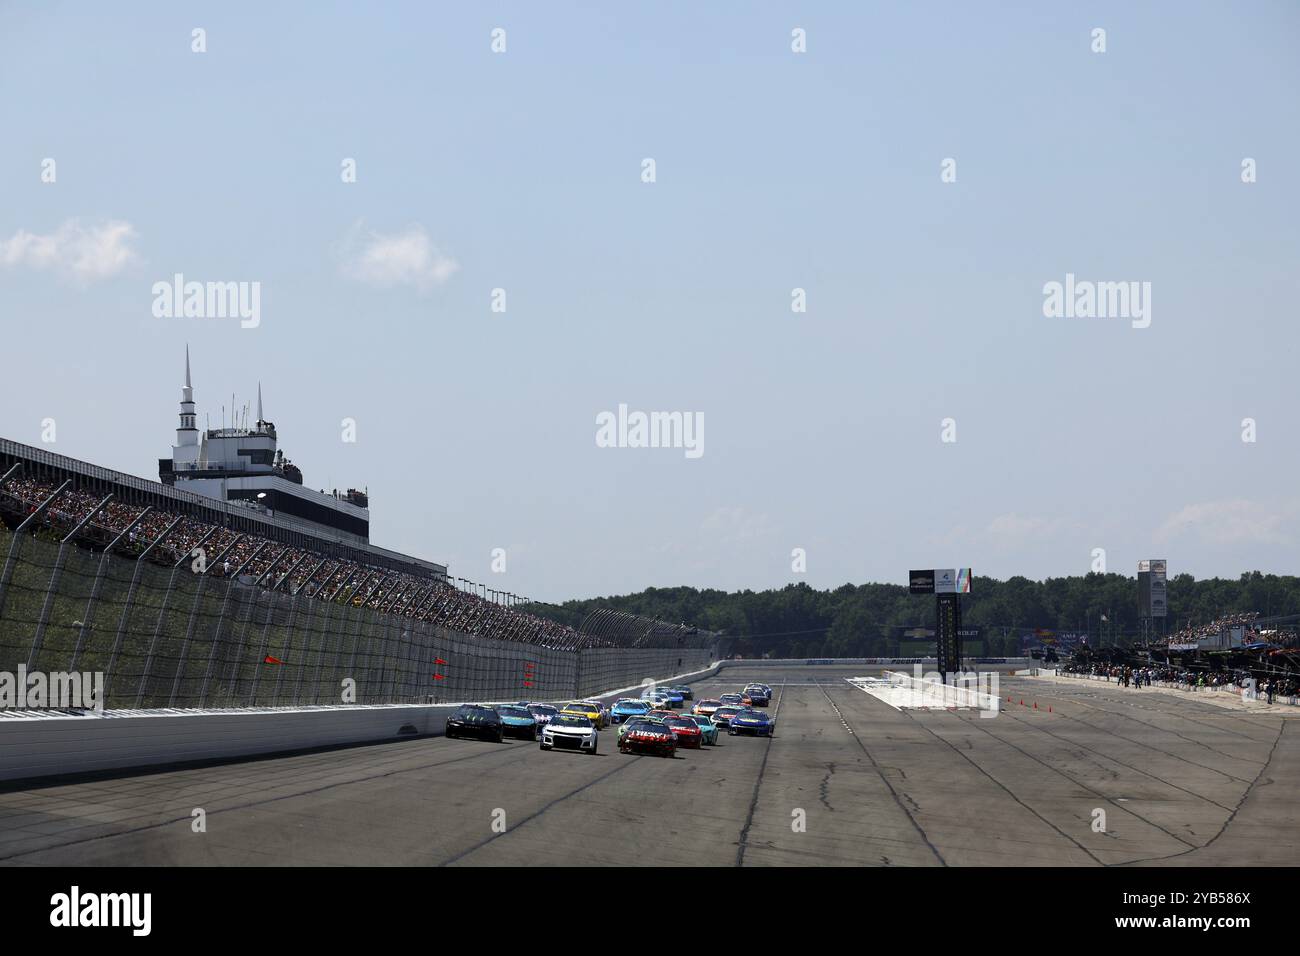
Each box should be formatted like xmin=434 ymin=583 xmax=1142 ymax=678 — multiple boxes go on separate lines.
xmin=560 ymin=700 xmax=608 ymax=729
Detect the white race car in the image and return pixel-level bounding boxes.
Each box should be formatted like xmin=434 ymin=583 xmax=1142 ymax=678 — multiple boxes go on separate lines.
xmin=540 ymin=713 xmax=599 ymax=754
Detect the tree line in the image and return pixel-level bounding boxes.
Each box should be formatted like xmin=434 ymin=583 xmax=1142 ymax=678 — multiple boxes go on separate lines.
xmin=541 ymin=572 xmax=1300 ymax=658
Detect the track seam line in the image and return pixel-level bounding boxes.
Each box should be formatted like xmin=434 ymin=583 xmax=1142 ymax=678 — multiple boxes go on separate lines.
xmin=816 ymin=680 xmax=947 ymax=867
xmin=734 ymin=681 xmax=785 ymax=867
xmin=945 ymin=708 xmax=1200 ymax=851
xmin=992 ymin=709 xmax=1240 ymax=810
xmin=1116 ymin=718 xmax=1290 ymax=866
xmin=0 ymin=735 xmax=543 ymax=863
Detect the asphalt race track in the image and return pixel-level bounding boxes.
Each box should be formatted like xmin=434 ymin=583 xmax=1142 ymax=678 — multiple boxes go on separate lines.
xmin=0 ymin=665 xmax=1295 ymax=866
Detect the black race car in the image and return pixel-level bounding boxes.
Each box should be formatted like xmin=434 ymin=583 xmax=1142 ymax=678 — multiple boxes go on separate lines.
xmin=445 ymin=704 xmax=504 ymax=742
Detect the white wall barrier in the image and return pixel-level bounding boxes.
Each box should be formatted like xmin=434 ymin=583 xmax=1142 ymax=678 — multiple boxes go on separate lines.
xmin=0 ymin=660 xmax=725 ymax=784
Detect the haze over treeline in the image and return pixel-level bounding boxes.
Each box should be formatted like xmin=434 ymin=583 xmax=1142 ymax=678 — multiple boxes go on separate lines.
xmin=543 ymin=574 xmax=1300 ymax=658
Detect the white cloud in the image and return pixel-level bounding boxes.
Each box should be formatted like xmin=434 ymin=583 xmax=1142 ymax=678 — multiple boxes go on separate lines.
xmin=1156 ymin=499 xmax=1300 ymax=547
xmin=338 ymin=222 xmax=459 ymax=290
xmin=0 ymin=219 xmax=139 ymax=281
xmin=701 ymin=506 xmax=776 ymax=543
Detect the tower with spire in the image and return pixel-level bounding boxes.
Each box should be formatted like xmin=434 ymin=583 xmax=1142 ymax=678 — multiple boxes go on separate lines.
xmin=172 ymin=345 xmax=201 ymax=470
xmin=158 ymin=349 xmax=371 ymax=544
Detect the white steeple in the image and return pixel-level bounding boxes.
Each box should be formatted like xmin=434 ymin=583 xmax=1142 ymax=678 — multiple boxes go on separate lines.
xmin=173 ymin=345 xmax=201 ymax=469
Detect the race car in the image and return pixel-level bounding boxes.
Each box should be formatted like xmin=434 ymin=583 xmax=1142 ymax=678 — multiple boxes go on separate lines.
xmin=561 ymin=700 xmax=608 ymax=729
xmin=644 ymin=709 xmax=678 ymax=722
xmin=609 ymin=698 xmax=652 ymax=724
xmin=728 ymin=708 xmax=776 ymax=737
xmin=541 ymin=713 xmax=599 ymax=754
xmin=582 ymin=698 xmax=611 ymax=725
xmin=693 ymin=698 xmax=722 ymax=716
xmin=686 ymin=714 xmax=718 ymax=745
xmin=711 ymin=704 xmax=745 ymax=727
xmin=718 ymin=693 xmax=745 ymax=707
xmin=663 ymin=715 xmax=704 ymax=749
xmin=445 ymin=704 xmax=504 ymax=743
xmin=494 ymin=704 xmax=540 ymax=740
xmin=742 ymin=686 xmax=771 ymax=707
xmin=660 ymin=688 xmax=686 ymax=709
xmin=527 ymin=703 xmax=559 ymax=730
xmin=618 ymin=720 xmax=677 ymax=757
xmin=669 ymin=685 xmax=694 ymax=701
xmin=617 ymin=715 xmax=667 ymax=743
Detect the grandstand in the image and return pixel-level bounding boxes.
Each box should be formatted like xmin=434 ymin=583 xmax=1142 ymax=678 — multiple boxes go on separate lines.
xmin=0 ymin=438 xmax=713 ymax=651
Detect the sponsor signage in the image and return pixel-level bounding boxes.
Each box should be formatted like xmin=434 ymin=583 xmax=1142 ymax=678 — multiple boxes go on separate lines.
xmin=1139 ymin=558 xmax=1168 ymax=618
xmin=910 ymin=568 xmax=972 ymax=594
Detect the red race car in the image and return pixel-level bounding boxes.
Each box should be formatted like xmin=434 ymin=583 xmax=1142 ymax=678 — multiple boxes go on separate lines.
xmin=619 ymin=722 xmax=677 ymax=757
xmin=663 ymin=715 xmax=704 ymax=749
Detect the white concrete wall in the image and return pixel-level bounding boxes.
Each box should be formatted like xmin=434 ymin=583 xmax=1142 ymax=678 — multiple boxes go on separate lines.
xmin=0 ymin=661 xmax=724 ymax=784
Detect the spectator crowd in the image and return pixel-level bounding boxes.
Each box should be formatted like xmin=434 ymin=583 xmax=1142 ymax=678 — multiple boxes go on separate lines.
xmin=0 ymin=475 xmax=624 ymax=650
xmin=1060 ymin=661 xmax=1299 ymax=703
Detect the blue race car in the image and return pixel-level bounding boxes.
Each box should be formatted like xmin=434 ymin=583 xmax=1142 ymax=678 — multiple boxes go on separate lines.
xmin=610 ymin=698 xmax=652 ymax=725
xmin=728 ymin=708 xmax=775 ymax=737
xmin=494 ymin=704 xmax=540 ymax=740
xmin=660 ymin=688 xmax=685 ymax=709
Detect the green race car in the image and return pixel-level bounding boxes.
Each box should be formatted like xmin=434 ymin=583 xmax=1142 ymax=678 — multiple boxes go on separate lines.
xmin=685 ymin=714 xmax=718 ymax=745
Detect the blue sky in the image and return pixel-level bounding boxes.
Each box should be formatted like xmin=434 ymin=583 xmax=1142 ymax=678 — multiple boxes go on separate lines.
xmin=2 ymin=1 xmax=1298 ymax=601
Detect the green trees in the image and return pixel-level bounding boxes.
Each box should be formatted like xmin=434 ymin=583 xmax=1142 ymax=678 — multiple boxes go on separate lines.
xmin=552 ymin=573 xmax=1299 ymax=657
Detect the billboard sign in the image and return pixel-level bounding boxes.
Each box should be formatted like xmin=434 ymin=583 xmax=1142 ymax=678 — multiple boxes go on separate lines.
xmin=909 ymin=570 xmax=935 ymax=594
xmin=935 ymin=569 xmax=958 ymax=593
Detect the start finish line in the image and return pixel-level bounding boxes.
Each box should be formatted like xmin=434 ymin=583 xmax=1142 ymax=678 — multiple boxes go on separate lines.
xmin=847 ymin=668 xmax=1000 ymax=718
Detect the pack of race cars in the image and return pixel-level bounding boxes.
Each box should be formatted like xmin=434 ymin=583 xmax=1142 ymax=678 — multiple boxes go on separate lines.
xmin=442 ymin=682 xmax=775 ymax=758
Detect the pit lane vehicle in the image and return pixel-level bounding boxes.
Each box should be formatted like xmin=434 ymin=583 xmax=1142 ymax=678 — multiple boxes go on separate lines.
xmin=495 ymin=704 xmax=540 ymax=740
xmin=728 ymin=708 xmax=776 ymax=737
xmin=663 ymin=715 xmax=704 ymax=749
xmin=711 ymin=705 xmax=745 ymax=727
xmin=561 ymin=700 xmax=608 ymax=729
xmin=610 ymin=698 xmax=652 ymax=724
xmin=540 ymin=713 xmax=599 ymax=754
xmin=445 ymin=704 xmax=504 ymax=742
xmin=618 ymin=720 xmax=677 ymax=757
xmin=686 ymin=714 xmax=718 ymax=745
xmin=693 ymin=698 xmax=722 ymax=716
